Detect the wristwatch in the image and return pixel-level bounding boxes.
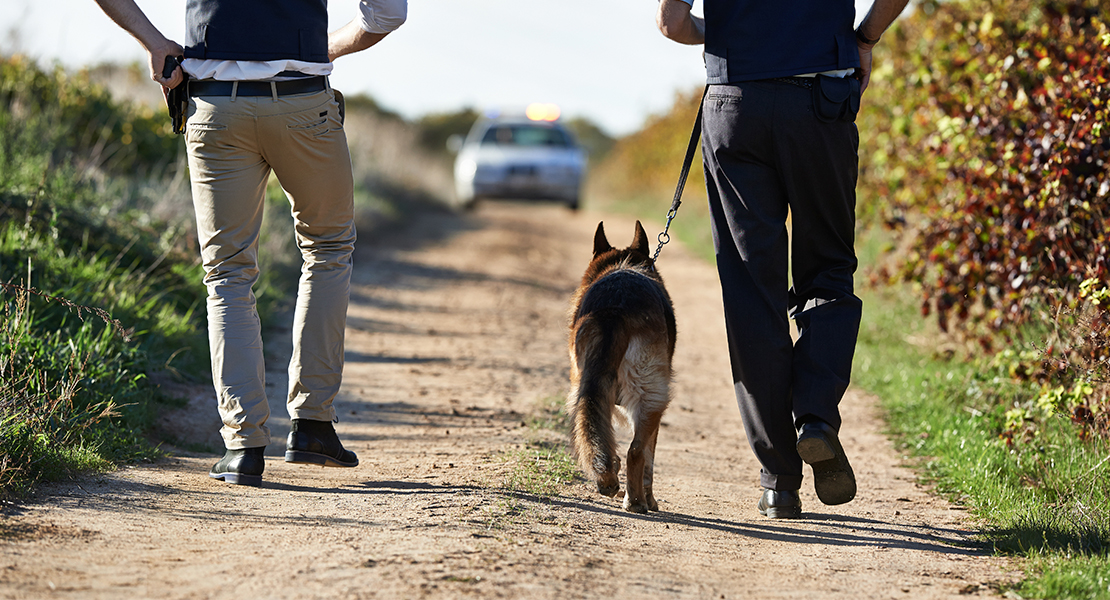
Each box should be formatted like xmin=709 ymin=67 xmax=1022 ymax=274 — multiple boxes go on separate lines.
xmin=855 ymin=26 xmax=881 ymax=45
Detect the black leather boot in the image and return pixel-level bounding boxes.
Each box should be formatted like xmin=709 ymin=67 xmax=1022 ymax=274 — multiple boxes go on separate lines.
xmin=757 ymin=489 xmax=802 ymax=519
xmin=285 ymin=419 xmax=358 ymax=468
xmin=208 ymin=447 xmax=265 ymax=487
xmin=797 ymin=420 xmax=856 ymax=506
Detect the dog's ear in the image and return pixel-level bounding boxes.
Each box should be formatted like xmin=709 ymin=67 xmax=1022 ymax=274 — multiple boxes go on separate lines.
xmin=593 ymin=222 xmax=612 ymax=256
xmin=632 ymin=220 xmax=650 ymax=257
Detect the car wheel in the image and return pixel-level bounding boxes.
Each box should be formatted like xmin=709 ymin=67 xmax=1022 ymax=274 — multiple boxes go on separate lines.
xmin=566 ymin=197 xmax=579 ymax=211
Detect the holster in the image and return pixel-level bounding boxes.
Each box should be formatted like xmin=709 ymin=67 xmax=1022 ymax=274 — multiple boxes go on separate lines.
xmin=812 ymin=75 xmax=861 ymax=124
xmin=161 ymin=56 xmax=190 ymax=135
xmin=333 ymin=89 xmax=345 ymax=125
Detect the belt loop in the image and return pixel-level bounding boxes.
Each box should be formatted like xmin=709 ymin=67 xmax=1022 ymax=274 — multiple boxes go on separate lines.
xmin=271 ymin=81 xmax=278 ymax=102
xmin=324 ymin=76 xmax=331 ymax=92
xmin=231 ymin=81 xmax=238 ymax=102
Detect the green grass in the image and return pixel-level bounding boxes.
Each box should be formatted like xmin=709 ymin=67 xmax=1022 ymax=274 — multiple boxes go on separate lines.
xmin=1 ymin=55 xmax=207 ymax=498
xmin=1021 ymin=556 xmax=1110 ymax=599
xmin=0 ymin=228 xmax=202 ymax=495
xmin=504 ymin=395 xmax=579 ymax=498
xmin=854 ymin=279 xmax=1110 ymax=599
xmin=504 ymin=443 xmax=579 ymax=498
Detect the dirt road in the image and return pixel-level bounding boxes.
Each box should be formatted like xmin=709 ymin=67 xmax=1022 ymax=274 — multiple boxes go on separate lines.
xmin=0 ymin=202 xmax=1015 ymax=599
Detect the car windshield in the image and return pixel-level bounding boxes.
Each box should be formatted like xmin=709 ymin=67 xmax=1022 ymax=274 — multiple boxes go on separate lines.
xmin=480 ymin=124 xmax=571 ymax=147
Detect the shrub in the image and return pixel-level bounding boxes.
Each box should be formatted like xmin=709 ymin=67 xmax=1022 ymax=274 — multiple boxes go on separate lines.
xmin=0 ymin=55 xmax=179 ymax=178
xmin=897 ymin=2 xmax=1106 ymax=332
xmin=859 ymin=0 xmax=1110 ymax=437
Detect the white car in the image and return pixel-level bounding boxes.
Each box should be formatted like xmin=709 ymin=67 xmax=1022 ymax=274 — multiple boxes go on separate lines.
xmin=453 ymin=111 xmax=585 ymax=210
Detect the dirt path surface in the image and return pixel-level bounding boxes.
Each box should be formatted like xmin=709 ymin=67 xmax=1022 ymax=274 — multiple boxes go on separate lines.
xmin=1 ymin=202 xmax=1016 ymax=599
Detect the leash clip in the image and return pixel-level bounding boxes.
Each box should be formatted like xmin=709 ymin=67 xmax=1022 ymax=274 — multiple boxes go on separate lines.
xmin=651 ymin=85 xmax=708 ymax=266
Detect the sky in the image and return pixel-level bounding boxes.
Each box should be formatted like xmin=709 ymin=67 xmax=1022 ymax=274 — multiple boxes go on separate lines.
xmin=1 ymin=0 xmax=875 ymax=136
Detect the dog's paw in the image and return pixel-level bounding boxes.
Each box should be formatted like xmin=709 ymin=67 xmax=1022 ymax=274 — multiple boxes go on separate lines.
xmin=597 ymin=467 xmax=620 ymax=497
xmin=597 ymin=479 xmax=620 ymax=497
xmin=646 ymin=493 xmax=659 ymax=512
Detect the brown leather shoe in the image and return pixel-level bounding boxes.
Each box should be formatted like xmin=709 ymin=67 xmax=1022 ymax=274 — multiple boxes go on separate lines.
xmin=757 ymin=489 xmax=802 ymax=519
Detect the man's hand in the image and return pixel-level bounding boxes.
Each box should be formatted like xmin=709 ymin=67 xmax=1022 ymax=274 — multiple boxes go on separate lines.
xmin=657 ymin=0 xmax=705 ymax=45
xmin=149 ymin=40 xmax=185 ymax=89
xmin=856 ymin=40 xmax=875 ymax=95
xmin=854 ymin=0 xmax=910 ymax=97
xmin=94 ymin=0 xmax=182 ymax=89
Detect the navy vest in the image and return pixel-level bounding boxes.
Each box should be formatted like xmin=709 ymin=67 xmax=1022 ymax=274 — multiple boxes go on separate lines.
xmin=184 ymin=0 xmax=330 ymax=63
xmin=703 ymin=0 xmax=860 ymax=83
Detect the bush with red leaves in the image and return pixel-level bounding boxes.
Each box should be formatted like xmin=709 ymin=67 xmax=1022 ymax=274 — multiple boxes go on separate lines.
xmin=859 ymin=0 xmax=1109 ymax=438
xmin=902 ymin=2 xmax=1107 ymax=334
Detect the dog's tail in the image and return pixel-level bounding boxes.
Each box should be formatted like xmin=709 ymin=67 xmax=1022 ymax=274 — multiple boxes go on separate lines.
xmin=568 ymin=310 xmax=630 ymax=496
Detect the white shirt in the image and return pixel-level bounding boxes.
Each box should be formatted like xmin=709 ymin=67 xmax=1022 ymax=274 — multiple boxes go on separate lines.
xmin=182 ymin=0 xmax=407 ymax=81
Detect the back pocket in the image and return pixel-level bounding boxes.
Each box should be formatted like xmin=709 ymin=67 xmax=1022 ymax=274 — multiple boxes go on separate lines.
xmin=287 ymin=117 xmax=329 ymax=137
xmin=185 ymin=121 xmax=227 ymax=144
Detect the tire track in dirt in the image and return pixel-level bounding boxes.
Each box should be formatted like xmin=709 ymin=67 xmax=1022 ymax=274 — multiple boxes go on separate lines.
xmin=0 ymin=202 xmax=1016 ymax=599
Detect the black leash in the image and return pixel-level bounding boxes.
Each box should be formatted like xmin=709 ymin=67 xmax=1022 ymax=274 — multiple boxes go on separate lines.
xmin=651 ymin=85 xmax=709 ymax=265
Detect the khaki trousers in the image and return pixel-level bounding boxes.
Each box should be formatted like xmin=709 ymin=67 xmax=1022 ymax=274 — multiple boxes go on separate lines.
xmin=185 ymin=88 xmax=355 ymax=450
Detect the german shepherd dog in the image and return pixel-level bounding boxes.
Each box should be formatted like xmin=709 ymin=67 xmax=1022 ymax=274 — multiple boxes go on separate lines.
xmin=567 ymin=221 xmax=676 ymax=513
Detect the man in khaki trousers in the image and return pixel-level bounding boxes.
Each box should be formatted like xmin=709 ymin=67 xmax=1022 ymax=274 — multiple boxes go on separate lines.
xmin=94 ymin=0 xmax=407 ymax=486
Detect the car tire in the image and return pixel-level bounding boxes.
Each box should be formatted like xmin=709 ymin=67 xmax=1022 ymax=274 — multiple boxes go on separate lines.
xmin=566 ymin=197 xmax=579 ymax=211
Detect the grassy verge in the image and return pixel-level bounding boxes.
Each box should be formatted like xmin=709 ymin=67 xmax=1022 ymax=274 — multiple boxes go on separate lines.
xmin=853 ymin=262 xmax=1110 ymax=598
xmin=0 ymin=225 xmax=205 ymax=496
xmin=0 ymin=55 xmax=211 ymax=497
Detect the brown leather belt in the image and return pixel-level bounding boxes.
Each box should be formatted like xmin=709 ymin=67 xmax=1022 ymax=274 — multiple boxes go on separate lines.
xmin=188 ymin=76 xmax=328 ymax=97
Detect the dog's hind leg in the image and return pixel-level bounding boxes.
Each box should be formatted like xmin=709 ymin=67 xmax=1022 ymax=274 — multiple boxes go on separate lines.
xmin=643 ymin=422 xmax=661 ymax=512
xmin=638 ymin=368 xmax=670 ymax=513
xmin=623 ymin=409 xmax=662 ymax=514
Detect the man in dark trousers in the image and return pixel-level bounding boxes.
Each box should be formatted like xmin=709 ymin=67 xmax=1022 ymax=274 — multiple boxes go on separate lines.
xmin=657 ymin=0 xmax=908 ymax=518
xmin=94 ymin=0 xmax=407 ymax=486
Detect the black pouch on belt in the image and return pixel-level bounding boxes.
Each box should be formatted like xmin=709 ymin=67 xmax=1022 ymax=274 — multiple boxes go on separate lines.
xmin=161 ymin=56 xmax=190 ymax=134
xmin=812 ymin=74 xmax=861 ymax=123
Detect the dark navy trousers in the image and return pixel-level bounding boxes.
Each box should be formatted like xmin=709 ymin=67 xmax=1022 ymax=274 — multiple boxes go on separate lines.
xmin=701 ymin=80 xmax=863 ymax=492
